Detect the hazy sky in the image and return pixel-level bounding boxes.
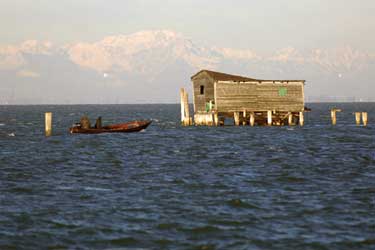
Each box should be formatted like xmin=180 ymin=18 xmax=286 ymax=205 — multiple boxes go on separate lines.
xmin=1 ymin=0 xmax=375 ymax=103
xmin=1 ymin=0 xmax=375 ymax=51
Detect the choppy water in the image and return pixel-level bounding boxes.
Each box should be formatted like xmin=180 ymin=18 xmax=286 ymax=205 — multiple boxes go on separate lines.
xmin=0 ymin=103 xmax=374 ymax=250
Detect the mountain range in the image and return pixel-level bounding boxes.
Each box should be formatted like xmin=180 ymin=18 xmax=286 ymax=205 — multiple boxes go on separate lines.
xmin=1 ymin=30 xmax=374 ymax=104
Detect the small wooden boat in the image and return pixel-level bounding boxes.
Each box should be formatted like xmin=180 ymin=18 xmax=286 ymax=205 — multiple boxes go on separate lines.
xmin=69 ymin=120 xmax=152 ymax=134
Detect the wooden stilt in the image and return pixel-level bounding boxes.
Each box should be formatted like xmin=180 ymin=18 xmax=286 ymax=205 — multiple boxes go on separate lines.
xmin=207 ymin=113 xmax=213 ymax=126
xmin=219 ymin=117 xmax=225 ymax=126
xmin=299 ymin=111 xmax=304 ymax=126
xmin=234 ymin=112 xmax=240 ymax=126
xmin=355 ymin=112 xmax=361 ymax=126
xmin=249 ymin=112 xmax=255 ymax=126
xmin=214 ymin=112 xmax=219 ymax=126
xmin=243 ymin=110 xmax=246 ymax=126
xmin=288 ymin=112 xmax=293 ymax=126
xmin=362 ymin=112 xmax=368 ymax=126
xmin=45 ymin=112 xmax=52 ymax=137
xmin=267 ymin=111 xmax=272 ymax=126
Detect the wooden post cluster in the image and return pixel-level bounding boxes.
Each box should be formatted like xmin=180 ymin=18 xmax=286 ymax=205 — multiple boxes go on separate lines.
xmin=195 ymin=113 xmax=214 ymax=126
xmin=180 ymin=88 xmax=192 ymax=126
xmin=45 ymin=112 xmax=52 ymax=136
xmin=230 ymin=110 xmax=304 ymax=126
xmin=354 ymin=112 xmax=369 ymax=126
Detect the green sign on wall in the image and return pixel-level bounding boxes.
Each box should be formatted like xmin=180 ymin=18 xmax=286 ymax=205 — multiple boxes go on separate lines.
xmin=279 ymin=87 xmax=288 ymax=97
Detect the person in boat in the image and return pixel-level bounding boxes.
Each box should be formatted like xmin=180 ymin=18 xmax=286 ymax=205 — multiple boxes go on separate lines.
xmin=95 ymin=116 xmax=102 ymax=129
xmin=80 ymin=115 xmax=91 ymax=129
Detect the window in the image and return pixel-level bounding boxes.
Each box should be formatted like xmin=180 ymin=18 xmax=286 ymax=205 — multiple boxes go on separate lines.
xmin=200 ymin=85 xmax=205 ymax=95
xmin=278 ymin=87 xmax=287 ymax=97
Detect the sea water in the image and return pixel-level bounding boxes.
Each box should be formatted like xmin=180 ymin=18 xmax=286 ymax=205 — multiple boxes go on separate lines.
xmin=0 ymin=103 xmax=374 ymax=250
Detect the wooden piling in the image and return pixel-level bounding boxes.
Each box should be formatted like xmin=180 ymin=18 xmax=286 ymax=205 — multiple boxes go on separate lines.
xmin=355 ymin=112 xmax=361 ymax=126
xmin=183 ymin=91 xmax=191 ymax=125
xmin=330 ymin=109 xmax=341 ymax=125
xmin=243 ymin=110 xmax=246 ymax=126
xmin=299 ymin=112 xmax=304 ymax=126
xmin=362 ymin=112 xmax=368 ymax=126
xmin=45 ymin=112 xmax=52 ymax=137
xmin=250 ymin=112 xmax=255 ymax=126
xmin=267 ymin=111 xmax=272 ymax=126
xmin=234 ymin=112 xmax=240 ymax=126
xmin=331 ymin=109 xmax=337 ymax=125
xmin=288 ymin=112 xmax=293 ymax=126
xmin=180 ymin=88 xmax=185 ymax=124
xmin=180 ymin=88 xmax=191 ymax=126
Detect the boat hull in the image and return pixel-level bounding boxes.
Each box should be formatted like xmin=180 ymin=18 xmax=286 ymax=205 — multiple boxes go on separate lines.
xmin=69 ymin=120 xmax=152 ymax=134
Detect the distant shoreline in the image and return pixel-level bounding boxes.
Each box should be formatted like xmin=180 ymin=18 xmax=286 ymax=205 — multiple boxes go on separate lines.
xmin=1 ymin=101 xmax=375 ymax=106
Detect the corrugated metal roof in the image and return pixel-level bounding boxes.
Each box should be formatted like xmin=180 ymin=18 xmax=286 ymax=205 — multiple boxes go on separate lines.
xmin=191 ymin=70 xmax=258 ymax=81
xmin=191 ymin=69 xmax=305 ymax=83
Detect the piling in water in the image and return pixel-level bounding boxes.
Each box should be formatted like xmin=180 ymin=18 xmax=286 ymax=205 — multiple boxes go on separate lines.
xmin=180 ymin=88 xmax=191 ymax=126
xmin=362 ymin=112 xmax=368 ymax=126
xmin=180 ymin=88 xmax=185 ymax=124
xmin=331 ymin=110 xmax=337 ymax=125
xmin=330 ymin=108 xmax=341 ymax=126
xmin=183 ymin=91 xmax=191 ymax=125
xmin=355 ymin=112 xmax=361 ymax=126
xmin=45 ymin=112 xmax=52 ymax=137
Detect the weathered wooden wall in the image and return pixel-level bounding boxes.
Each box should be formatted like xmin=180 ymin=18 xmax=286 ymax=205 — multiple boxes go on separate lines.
xmin=192 ymin=71 xmax=215 ymax=113
xmin=215 ymin=81 xmax=304 ymax=112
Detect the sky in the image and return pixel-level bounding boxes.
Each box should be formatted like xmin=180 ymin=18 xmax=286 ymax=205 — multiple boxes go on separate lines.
xmin=1 ymin=0 xmax=375 ymax=103
xmin=1 ymin=0 xmax=375 ymax=52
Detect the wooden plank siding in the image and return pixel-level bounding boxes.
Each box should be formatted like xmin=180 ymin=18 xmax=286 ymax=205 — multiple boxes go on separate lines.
xmin=192 ymin=71 xmax=215 ymax=113
xmin=191 ymin=70 xmax=306 ymax=115
xmin=215 ymin=81 xmax=304 ymax=112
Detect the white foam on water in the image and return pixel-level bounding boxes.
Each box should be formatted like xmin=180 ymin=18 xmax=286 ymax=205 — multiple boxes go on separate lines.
xmin=56 ymin=186 xmax=75 ymax=190
xmin=8 ymin=133 xmax=15 ymax=137
xmin=84 ymin=187 xmax=111 ymax=192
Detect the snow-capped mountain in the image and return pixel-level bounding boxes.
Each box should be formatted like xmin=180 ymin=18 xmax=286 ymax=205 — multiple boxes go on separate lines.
xmin=0 ymin=30 xmax=374 ymax=103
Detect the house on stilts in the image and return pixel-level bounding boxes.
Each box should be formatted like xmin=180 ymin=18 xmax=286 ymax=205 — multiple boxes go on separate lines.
xmin=180 ymin=70 xmax=306 ymax=126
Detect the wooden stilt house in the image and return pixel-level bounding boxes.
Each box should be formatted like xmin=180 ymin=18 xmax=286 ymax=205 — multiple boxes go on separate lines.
xmin=190 ymin=70 xmax=306 ymax=126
